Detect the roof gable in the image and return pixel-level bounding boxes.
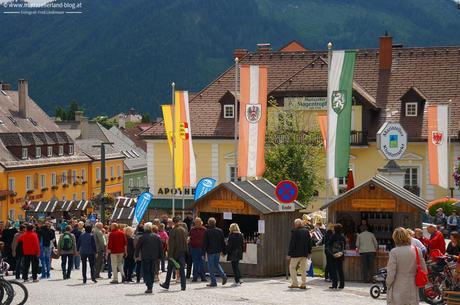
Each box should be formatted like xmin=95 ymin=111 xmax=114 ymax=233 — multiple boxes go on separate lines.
xmin=279 ymin=41 xmax=308 ymax=52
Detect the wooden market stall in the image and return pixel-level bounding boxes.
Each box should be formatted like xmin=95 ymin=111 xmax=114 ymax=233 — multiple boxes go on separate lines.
xmin=321 ymin=174 xmax=428 ymax=281
xmin=193 ymin=178 xmax=304 ymax=277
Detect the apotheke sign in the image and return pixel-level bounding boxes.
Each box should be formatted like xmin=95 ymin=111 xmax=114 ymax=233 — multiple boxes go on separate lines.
xmin=284 ymin=97 xmax=327 ymax=110
xmin=377 ymin=122 xmax=408 ymax=160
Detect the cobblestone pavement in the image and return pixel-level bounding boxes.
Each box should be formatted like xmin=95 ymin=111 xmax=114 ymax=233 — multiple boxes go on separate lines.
xmin=12 ymin=259 xmax=394 ymax=305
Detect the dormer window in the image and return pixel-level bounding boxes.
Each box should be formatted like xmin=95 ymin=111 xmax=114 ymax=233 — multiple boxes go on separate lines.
xmin=21 ymin=147 xmax=28 ymax=160
xmin=69 ymin=144 xmax=74 ymax=155
xmin=47 ymin=146 xmax=53 ymax=157
xmin=223 ymin=105 xmax=235 ymax=118
xmin=35 ymin=146 xmax=41 ymax=158
xmin=405 ymin=102 xmax=418 ymax=117
xmin=58 ymin=145 xmax=64 ymax=156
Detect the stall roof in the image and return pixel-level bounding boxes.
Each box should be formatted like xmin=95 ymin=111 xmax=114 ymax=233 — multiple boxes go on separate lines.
xmin=321 ymin=174 xmax=428 ymax=211
xmin=195 ymin=178 xmax=304 ymax=214
xmin=111 ymin=207 xmax=135 ymax=221
xmin=26 ymin=200 xmax=90 ymax=212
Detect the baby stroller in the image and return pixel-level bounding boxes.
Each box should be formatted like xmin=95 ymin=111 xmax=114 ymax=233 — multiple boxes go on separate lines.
xmin=370 ymin=267 xmax=387 ymax=299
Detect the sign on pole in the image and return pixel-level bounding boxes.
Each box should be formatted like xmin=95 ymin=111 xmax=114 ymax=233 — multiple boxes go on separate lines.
xmin=376 ymin=122 xmax=408 ymax=160
xmin=275 ymin=180 xmax=298 ymax=212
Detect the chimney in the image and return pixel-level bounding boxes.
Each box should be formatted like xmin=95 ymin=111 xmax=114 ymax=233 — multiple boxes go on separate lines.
xmin=256 ymin=43 xmax=272 ymax=53
xmin=74 ymin=110 xmax=83 ymax=122
xmin=233 ymin=48 xmax=248 ymax=60
xmin=80 ymin=116 xmax=89 ymax=139
xmin=118 ymin=114 xmax=126 ymax=129
xmin=379 ymin=33 xmax=393 ymax=70
xmin=18 ymin=79 xmax=29 ymax=118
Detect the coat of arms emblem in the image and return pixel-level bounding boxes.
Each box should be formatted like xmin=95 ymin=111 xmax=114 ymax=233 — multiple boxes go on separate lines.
xmin=332 ymin=90 xmax=346 ymax=114
xmin=432 ymin=131 xmax=443 ymax=145
xmin=246 ymin=104 xmax=261 ymax=123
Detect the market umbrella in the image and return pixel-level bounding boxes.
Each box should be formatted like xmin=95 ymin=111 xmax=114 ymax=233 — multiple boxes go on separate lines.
xmin=346 ymin=168 xmax=355 ymax=191
xmin=453 ymin=201 xmax=460 ymax=208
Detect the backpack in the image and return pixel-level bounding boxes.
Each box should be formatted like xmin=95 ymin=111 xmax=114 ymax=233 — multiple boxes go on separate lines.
xmin=61 ymin=233 xmax=73 ymax=251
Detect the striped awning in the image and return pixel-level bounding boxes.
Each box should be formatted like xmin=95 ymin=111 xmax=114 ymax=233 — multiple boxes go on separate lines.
xmin=114 ymin=197 xmax=137 ymax=209
xmin=75 ymin=200 xmax=90 ymax=211
xmin=31 ymin=200 xmax=58 ymax=213
xmin=26 ymin=200 xmax=91 ymax=213
xmin=111 ymin=207 xmax=135 ymax=221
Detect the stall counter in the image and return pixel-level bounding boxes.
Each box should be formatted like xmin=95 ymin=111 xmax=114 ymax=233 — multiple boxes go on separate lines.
xmin=343 ymin=251 xmax=389 ymax=282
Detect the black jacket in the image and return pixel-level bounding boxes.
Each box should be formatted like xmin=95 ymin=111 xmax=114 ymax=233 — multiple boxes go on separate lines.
xmin=203 ymin=226 xmax=226 ymax=255
xmin=226 ymin=232 xmax=244 ymax=262
xmin=126 ymin=237 xmax=135 ymax=259
xmin=326 ymin=232 xmax=346 ymax=261
xmin=288 ymin=227 xmax=312 ymax=258
xmin=134 ymin=232 xmax=164 ymax=261
xmin=37 ymin=227 xmax=55 ymax=247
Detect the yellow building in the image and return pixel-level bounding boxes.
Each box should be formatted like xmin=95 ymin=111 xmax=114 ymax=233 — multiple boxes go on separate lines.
xmin=142 ymin=37 xmax=460 ymax=212
xmin=0 ymin=80 xmax=124 ymax=222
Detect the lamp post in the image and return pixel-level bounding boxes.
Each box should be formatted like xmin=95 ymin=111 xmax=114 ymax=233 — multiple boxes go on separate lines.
xmin=93 ymin=142 xmax=114 ymax=224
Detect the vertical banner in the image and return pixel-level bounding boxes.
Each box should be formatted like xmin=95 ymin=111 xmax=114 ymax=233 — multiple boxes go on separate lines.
xmin=427 ymin=105 xmax=449 ymax=189
xmin=132 ymin=192 xmax=153 ymax=226
xmin=238 ymin=65 xmax=268 ymax=178
xmin=162 ymin=105 xmax=173 ymax=155
xmin=194 ymin=178 xmax=217 ymax=201
xmin=317 ymin=113 xmax=339 ymax=195
xmin=327 ymin=50 xmax=356 ymax=179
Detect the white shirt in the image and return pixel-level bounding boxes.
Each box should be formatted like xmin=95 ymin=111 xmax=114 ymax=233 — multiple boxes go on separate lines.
xmin=411 ymin=237 xmax=427 ymax=255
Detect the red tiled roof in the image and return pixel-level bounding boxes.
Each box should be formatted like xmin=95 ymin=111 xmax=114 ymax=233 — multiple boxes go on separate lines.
xmin=141 ymin=44 xmax=460 ymax=141
xmin=121 ymin=125 xmax=151 ymax=152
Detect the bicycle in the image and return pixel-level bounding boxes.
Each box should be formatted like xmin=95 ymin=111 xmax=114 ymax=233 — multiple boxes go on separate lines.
xmin=423 ymin=254 xmax=459 ymax=305
xmin=0 ymin=259 xmax=28 ymax=305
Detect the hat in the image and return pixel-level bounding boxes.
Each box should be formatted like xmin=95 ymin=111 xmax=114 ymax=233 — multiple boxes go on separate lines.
xmin=436 ymin=208 xmax=443 ymax=212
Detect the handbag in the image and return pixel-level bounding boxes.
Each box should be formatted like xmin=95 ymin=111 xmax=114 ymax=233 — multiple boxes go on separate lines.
xmin=414 ymin=246 xmax=428 ymax=288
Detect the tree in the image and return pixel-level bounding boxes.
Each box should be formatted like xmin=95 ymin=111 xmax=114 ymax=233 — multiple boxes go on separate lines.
xmin=264 ymin=99 xmax=324 ymax=207
xmin=54 ymin=100 xmax=83 ymax=120
xmin=141 ymin=113 xmax=151 ymax=123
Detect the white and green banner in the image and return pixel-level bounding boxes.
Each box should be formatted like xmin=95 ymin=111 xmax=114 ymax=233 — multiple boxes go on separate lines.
xmin=327 ymin=50 xmax=356 ymax=179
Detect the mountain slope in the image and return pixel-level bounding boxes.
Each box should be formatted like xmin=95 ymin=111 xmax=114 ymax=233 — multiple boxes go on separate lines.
xmin=0 ymin=0 xmax=459 ymax=117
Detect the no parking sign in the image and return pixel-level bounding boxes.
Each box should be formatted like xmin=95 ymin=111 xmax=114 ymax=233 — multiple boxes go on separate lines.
xmin=275 ymin=180 xmax=298 ymax=212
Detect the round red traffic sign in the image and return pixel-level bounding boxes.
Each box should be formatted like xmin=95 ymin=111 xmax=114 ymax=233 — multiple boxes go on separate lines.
xmin=275 ymin=180 xmax=298 ymax=203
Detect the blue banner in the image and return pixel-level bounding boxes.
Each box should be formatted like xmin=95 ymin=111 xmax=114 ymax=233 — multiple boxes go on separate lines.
xmin=194 ymin=178 xmax=217 ymax=201
xmin=133 ymin=192 xmax=153 ymax=225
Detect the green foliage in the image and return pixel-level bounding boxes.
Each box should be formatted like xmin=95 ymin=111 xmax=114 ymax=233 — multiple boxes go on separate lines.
xmin=264 ymin=100 xmax=324 ymax=206
xmin=94 ymin=116 xmax=116 ymax=129
xmin=55 ymin=100 xmax=83 ymax=120
xmin=141 ymin=113 xmax=151 ymax=123
xmin=428 ymin=199 xmax=459 ymax=216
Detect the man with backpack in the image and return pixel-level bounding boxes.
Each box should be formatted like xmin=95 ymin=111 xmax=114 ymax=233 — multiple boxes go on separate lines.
xmin=58 ymin=225 xmax=77 ymax=279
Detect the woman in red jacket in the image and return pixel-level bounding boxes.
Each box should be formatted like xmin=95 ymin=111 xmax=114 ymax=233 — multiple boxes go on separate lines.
xmin=18 ymin=224 xmax=40 ymax=282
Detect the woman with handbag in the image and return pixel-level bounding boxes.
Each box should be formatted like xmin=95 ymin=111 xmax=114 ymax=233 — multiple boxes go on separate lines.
xmin=226 ymin=223 xmax=244 ymax=286
xmin=326 ymin=224 xmax=346 ymax=289
xmin=386 ymin=227 xmax=427 ymax=305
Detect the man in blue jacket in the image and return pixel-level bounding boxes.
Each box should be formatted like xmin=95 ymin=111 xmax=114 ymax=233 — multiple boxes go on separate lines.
xmin=77 ymin=225 xmax=97 ymax=284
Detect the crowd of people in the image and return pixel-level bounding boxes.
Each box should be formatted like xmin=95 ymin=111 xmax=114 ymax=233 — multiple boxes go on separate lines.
xmin=0 ymin=215 xmax=245 ymax=294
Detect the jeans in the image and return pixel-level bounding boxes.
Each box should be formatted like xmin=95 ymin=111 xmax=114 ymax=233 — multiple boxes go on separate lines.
xmin=73 ymin=254 xmax=81 ymax=270
xmin=123 ymin=256 xmax=135 ymax=281
xmin=360 ymin=252 xmax=375 ymax=282
xmin=289 ymin=257 xmax=307 ymax=286
xmin=231 ymin=261 xmax=241 ymax=283
xmin=207 ymin=253 xmax=226 ymax=286
xmin=15 ymin=256 xmax=23 ymax=280
xmin=110 ymin=253 xmax=125 ymax=282
xmin=191 ymin=247 xmax=206 ymax=280
xmin=330 ymin=258 xmax=345 ymax=288
xmin=40 ymin=245 xmax=51 ymax=277
xmin=324 ymin=252 xmax=334 ymax=280
xmin=160 ymin=257 xmax=166 ymax=272
xmin=135 ymin=260 xmax=143 ymax=283
xmin=22 ymin=255 xmax=39 ymax=281
xmin=142 ymin=259 xmax=156 ymax=290
xmin=163 ymin=254 xmax=186 ymax=289
xmin=95 ymin=250 xmax=104 ymax=278
xmin=81 ymin=254 xmax=96 ymax=281
xmin=61 ymin=254 xmax=74 ymax=279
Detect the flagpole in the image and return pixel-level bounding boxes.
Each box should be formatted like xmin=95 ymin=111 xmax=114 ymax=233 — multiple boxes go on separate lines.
xmin=171 ymin=82 xmax=176 ymax=217
xmin=234 ymin=57 xmax=239 ymax=181
xmin=326 ymin=42 xmax=332 ymax=214
xmin=182 ymin=188 xmax=185 ymax=220
xmin=448 ymin=99 xmax=452 ymax=197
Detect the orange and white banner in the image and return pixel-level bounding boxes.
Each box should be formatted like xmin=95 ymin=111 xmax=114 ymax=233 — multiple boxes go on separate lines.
xmin=316 ymin=113 xmax=339 ymax=196
xmin=427 ymin=104 xmax=448 ymax=189
xmin=238 ymin=65 xmax=267 ymax=178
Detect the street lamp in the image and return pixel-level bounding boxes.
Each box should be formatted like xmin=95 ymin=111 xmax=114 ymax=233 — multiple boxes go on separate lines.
xmin=93 ymin=142 xmax=114 ymax=224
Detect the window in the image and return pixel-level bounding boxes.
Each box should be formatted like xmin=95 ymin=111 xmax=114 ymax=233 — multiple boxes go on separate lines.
xmin=110 ymin=166 xmax=114 ymax=178
xmin=40 ymin=174 xmax=46 ymax=189
xmin=96 ymin=167 xmax=101 ymax=181
xmin=69 ymin=144 xmax=74 ymax=155
xmin=58 ymin=145 xmax=64 ymax=156
xmin=47 ymin=146 xmax=53 ymax=157
xmin=72 ymin=193 xmax=77 ymax=201
xmin=61 ymin=171 xmax=67 ymax=185
xmin=62 ymin=195 xmax=66 ymax=201
xmin=117 ymin=165 xmax=121 ymax=177
xmin=21 ymin=147 xmax=28 ymax=159
xmin=404 ymin=167 xmax=419 ymax=186
xmin=81 ymin=168 xmax=86 ymax=182
xmin=8 ymin=209 xmax=14 ymax=221
xmin=8 ymin=178 xmax=15 ymax=191
xmin=35 ymin=146 xmax=41 ymax=158
xmin=405 ymin=102 xmax=418 ymax=117
xmin=226 ymin=164 xmax=237 ymax=182
xmin=137 ymin=177 xmax=142 ymax=187
xmin=72 ymin=170 xmax=77 ymax=184
xmin=144 ymin=176 xmax=147 ymax=188
xmin=223 ymin=105 xmax=234 ymax=118
xmin=81 ymin=191 xmax=86 ymax=200
xmin=129 ymin=178 xmax=134 ymax=187
xmin=26 ymin=176 xmax=32 ymax=191
xmin=338 ymin=177 xmax=348 ymax=187
xmin=51 ymin=173 xmax=57 ymax=186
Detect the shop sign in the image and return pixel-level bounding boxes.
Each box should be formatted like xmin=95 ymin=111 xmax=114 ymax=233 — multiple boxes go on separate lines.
xmin=209 ymin=200 xmax=245 ymax=210
xmin=377 ymin=122 xmax=408 ymax=160
xmin=157 ymin=187 xmax=196 ymax=196
xmin=351 ymin=199 xmax=396 ymax=211
xmin=284 ymin=97 xmax=327 ymax=110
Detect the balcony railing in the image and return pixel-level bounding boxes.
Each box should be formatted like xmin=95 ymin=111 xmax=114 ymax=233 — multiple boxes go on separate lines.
xmin=404 ymin=185 xmax=420 ymax=196
xmin=350 ymin=131 xmax=368 ymax=146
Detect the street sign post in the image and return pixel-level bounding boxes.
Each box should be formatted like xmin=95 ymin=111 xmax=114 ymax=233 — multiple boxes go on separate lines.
xmin=275 ymin=180 xmax=298 ymax=212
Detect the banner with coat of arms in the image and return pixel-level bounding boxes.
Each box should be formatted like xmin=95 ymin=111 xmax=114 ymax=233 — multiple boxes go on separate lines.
xmin=427 ymin=104 xmax=449 ymax=189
